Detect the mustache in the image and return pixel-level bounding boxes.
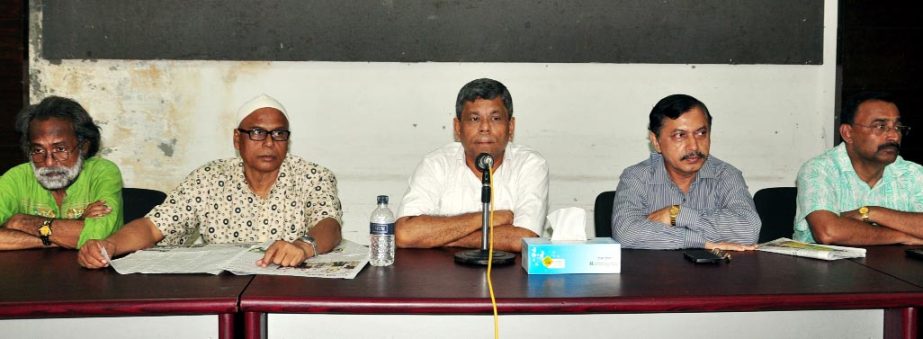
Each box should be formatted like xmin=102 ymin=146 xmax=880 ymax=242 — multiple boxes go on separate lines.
xmin=878 ymin=142 xmax=901 ymax=152
xmin=31 ymin=157 xmax=83 ymax=190
xmin=36 ymin=167 xmax=68 ymax=177
xmin=681 ymin=151 xmax=707 ymax=161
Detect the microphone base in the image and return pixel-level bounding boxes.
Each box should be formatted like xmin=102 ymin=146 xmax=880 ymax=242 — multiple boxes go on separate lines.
xmin=454 ymin=249 xmax=516 ymax=266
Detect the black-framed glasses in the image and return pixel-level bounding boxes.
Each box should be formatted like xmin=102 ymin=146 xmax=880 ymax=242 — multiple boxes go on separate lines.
xmin=852 ymin=122 xmax=911 ymax=137
xmin=237 ymin=128 xmax=291 ymax=141
xmin=30 ymin=144 xmax=80 ymax=163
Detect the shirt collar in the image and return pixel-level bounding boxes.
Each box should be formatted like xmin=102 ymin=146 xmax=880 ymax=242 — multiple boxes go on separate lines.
xmin=833 ymin=142 xmax=904 ymax=182
xmin=234 ymin=154 xmax=291 ymax=197
xmin=833 ymin=143 xmax=855 ymax=174
xmin=453 ymin=142 xmax=515 ymax=165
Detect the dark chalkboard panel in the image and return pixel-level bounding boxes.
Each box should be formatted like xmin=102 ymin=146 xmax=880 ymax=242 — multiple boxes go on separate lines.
xmin=42 ymin=0 xmax=823 ymax=64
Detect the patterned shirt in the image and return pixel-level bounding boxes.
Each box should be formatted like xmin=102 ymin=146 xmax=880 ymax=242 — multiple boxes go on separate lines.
xmin=612 ymin=153 xmax=761 ymax=249
xmin=397 ymin=142 xmax=549 ymax=236
xmin=794 ymin=143 xmax=923 ymax=243
xmin=147 ymin=155 xmax=343 ymax=245
xmin=0 ymin=157 xmax=123 ymax=248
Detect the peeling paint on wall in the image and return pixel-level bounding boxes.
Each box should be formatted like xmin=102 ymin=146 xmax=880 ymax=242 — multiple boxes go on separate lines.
xmin=30 ymin=1 xmax=272 ymax=195
xmin=158 ymin=139 xmax=177 ymax=157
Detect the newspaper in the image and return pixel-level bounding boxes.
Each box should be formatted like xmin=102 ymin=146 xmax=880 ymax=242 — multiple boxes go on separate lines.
xmin=757 ymin=237 xmax=866 ymax=260
xmin=223 ymin=240 xmax=369 ymax=279
xmin=109 ymin=240 xmax=369 ymax=279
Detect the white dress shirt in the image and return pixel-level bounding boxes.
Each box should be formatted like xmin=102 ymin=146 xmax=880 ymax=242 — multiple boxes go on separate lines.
xmin=397 ymin=142 xmax=549 ymax=236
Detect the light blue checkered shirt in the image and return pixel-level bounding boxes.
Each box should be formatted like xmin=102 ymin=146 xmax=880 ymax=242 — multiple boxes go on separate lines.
xmin=794 ymin=143 xmax=923 ymax=243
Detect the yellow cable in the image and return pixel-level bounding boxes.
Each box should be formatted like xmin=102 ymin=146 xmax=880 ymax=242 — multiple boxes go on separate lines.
xmin=486 ymin=166 xmax=499 ymax=339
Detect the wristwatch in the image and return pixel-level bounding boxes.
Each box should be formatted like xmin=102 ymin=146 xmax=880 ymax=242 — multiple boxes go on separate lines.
xmin=38 ymin=219 xmax=53 ymax=246
xmin=300 ymin=234 xmax=318 ymax=257
xmin=669 ymin=205 xmax=681 ymax=227
xmin=859 ymin=206 xmax=871 ymax=223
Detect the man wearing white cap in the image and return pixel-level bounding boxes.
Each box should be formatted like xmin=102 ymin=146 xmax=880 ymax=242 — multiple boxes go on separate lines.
xmin=78 ymin=94 xmax=343 ymax=268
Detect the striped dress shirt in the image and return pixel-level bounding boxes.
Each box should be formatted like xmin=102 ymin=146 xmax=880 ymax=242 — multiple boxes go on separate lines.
xmin=612 ymin=153 xmax=761 ymax=249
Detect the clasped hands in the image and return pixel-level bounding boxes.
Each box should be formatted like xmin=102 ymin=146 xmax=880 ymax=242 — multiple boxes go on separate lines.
xmin=3 ymin=200 xmax=111 ymax=236
xmin=646 ymin=205 xmax=756 ymax=252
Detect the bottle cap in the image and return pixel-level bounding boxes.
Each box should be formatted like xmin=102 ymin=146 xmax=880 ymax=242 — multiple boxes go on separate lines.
xmin=377 ymin=195 xmax=389 ymax=204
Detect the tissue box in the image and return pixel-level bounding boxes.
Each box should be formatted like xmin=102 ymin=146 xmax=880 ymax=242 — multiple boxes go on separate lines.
xmin=521 ymin=237 xmax=621 ymax=274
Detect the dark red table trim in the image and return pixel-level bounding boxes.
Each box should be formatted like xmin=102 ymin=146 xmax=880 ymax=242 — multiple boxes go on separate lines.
xmin=0 ymin=299 xmax=238 ymax=318
xmin=241 ymin=292 xmax=923 ymax=314
xmin=885 ymin=307 xmax=917 ymax=339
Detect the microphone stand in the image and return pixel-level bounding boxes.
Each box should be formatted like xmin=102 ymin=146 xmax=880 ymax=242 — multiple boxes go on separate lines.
xmin=454 ymin=159 xmax=516 ymax=266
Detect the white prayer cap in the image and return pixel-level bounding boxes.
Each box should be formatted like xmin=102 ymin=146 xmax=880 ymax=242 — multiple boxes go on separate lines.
xmin=236 ymin=94 xmax=289 ymax=126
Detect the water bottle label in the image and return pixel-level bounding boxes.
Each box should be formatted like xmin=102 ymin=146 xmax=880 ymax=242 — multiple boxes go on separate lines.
xmin=370 ymin=222 xmax=395 ymax=235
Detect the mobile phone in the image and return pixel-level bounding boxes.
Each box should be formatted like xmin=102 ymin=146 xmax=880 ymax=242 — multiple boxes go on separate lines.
xmin=905 ymin=248 xmax=923 ymax=261
xmin=684 ymin=249 xmax=730 ymax=264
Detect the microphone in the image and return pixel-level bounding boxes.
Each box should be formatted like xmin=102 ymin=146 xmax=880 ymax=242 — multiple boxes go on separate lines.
xmin=476 ymin=153 xmax=493 ymax=203
xmin=453 ymin=151 xmax=515 ymax=266
xmin=475 ymin=153 xmax=494 ymax=172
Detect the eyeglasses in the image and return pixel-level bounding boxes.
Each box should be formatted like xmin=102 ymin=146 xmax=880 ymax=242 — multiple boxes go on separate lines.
xmin=237 ymin=128 xmax=291 ymax=141
xmin=30 ymin=144 xmax=80 ymax=163
xmin=852 ymin=122 xmax=911 ymax=137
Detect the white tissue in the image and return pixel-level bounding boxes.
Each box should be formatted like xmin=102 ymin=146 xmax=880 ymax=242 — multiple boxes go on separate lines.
xmin=547 ymin=207 xmax=588 ymax=241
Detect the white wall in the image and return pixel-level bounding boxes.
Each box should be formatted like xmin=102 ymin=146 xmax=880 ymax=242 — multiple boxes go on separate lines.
xmin=28 ymin=1 xmax=837 ymax=242
xmin=0 ymin=315 xmax=218 ymax=339
xmin=269 ymin=310 xmax=882 ymax=339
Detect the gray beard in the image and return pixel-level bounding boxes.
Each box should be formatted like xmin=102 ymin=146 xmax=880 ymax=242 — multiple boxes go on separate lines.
xmin=32 ymin=156 xmax=83 ymax=190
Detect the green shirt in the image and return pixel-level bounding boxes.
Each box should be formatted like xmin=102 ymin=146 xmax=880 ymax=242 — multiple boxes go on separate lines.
xmin=0 ymin=157 xmax=124 ymax=248
xmin=794 ymin=143 xmax=923 ymax=243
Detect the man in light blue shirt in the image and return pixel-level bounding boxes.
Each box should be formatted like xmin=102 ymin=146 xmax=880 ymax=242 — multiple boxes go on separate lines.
xmin=794 ymin=92 xmax=923 ymax=245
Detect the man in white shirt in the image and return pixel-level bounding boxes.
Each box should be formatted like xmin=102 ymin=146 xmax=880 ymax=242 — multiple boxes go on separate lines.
xmin=395 ymin=78 xmax=549 ymax=252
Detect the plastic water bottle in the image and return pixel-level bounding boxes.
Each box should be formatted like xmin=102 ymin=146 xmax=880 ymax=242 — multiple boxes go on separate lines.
xmin=369 ymin=195 xmax=395 ymax=266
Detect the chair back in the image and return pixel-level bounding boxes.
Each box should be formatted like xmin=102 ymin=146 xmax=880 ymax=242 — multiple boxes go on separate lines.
xmin=753 ymin=187 xmax=798 ymax=243
xmin=122 ymin=187 xmax=167 ymax=222
xmin=593 ymin=191 xmax=617 ymax=237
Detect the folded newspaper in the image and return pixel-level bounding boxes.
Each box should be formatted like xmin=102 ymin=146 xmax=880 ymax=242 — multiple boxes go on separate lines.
xmin=108 ymin=239 xmax=370 ymax=279
xmin=757 ymin=237 xmax=866 ymax=260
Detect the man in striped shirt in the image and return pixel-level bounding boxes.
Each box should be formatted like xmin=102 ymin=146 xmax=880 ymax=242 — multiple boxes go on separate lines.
xmin=612 ymin=94 xmax=761 ymax=250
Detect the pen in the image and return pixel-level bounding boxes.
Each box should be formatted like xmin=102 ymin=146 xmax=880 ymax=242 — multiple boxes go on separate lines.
xmin=98 ymin=243 xmax=112 ymax=267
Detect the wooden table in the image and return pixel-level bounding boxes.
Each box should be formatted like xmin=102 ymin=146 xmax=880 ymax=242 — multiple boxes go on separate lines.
xmin=851 ymin=245 xmax=923 ymax=338
xmin=853 ymin=246 xmax=923 ymax=287
xmin=6 ymin=246 xmax=923 ymax=338
xmin=0 ymin=248 xmax=252 ymax=339
xmin=241 ymin=248 xmax=923 ymax=339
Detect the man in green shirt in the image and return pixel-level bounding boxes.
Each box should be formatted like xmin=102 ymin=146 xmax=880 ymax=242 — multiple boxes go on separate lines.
xmin=794 ymin=92 xmax=923 ymax=245
xmin=0 ymin=96 xmax=123 ymax=249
